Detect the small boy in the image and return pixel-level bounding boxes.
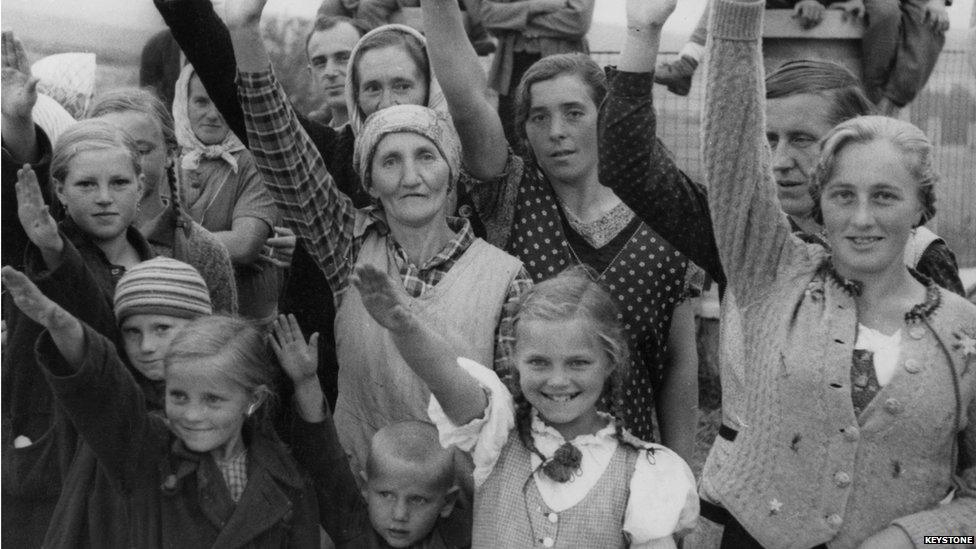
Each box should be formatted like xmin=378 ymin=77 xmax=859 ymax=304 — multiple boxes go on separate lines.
xmin=360 ymin=421 xmax=467 ymax=549
xmin=269 ymin=321 xmax=470 ymax=549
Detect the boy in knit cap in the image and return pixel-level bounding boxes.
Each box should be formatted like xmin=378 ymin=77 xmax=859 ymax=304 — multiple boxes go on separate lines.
xmin=113 ymin=256 xmax=214 ymax=382
xmin=31 ymin=256 xmax=214 ymax=548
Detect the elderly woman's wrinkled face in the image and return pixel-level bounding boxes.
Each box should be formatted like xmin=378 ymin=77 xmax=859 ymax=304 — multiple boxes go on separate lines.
xmin=369 ymin=132 xmax=450 ymax=229
xmin=356 ymin=46 xmax=428 ymax=118
xmin=820 ymin=139 xmax=923 ymax=279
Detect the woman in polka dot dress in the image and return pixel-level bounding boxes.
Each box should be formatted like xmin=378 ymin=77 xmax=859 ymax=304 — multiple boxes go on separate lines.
xmin=419 ymin=0 xmax=701 ymax=458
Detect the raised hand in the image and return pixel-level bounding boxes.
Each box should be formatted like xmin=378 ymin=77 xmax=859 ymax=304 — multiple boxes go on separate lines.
xmin=16 ymin=164 xmax=64 ymax=253
xmin=270 ymin=314 xmax=319 ymax=384
xmin=1 ymin=266 xmax=74 ymax=331
xmin=2 ymin=31 xmax=31 ymax=75
xmin=349 ymin=263 xmax=415 ymax=333
xmin=214 ymin=0 xmax=269 ymax=30
xmin=625 ymin=0 xmax=677 ymax=30
xmin=1 ymin=68 xmax=38 ymax=119
xmin=793 ymin=0 xmax=826 ymax=29
xmin=16 ymin=165 xmax=62 ymax=253
xmin=923 ymin=1 xmax=949 ymax=33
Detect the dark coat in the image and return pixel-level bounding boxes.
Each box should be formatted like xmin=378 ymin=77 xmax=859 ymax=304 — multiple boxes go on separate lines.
xmin=36 ymin=325 xmax=345 ymax=549
xmin=1 ymin=220 xmax=154 ymax=548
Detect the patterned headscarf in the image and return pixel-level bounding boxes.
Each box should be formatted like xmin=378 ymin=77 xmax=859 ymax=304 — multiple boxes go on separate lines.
xmin=353 ymin=104 xmax=461 ymax=193
xmin=171 ymin=64 xmax=245 ymax=172
xmin=344 ymin=24 xmax=450 ymax=136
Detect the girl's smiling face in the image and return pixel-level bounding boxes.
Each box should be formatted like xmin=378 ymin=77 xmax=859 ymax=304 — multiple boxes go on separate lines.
xmin=165 ymin=360 xmax=258 ymax=460
xmin=515 ymin=318 xmax=613 ymax=441
xmin=56 ymin=147 xmax=143 ymax=244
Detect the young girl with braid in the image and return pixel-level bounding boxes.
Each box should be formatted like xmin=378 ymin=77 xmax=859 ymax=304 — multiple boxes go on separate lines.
xmin=350 ymin=264 xmax=698 ymax=548
xmin=87 ymin=87 xmax=239 ymax=314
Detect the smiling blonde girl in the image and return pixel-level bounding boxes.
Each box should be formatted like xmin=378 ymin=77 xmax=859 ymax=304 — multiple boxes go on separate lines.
xmin=1 ymin=265 xmax=358 ymax=548
xmin=351 ymin=264 xmax=698 ymax=548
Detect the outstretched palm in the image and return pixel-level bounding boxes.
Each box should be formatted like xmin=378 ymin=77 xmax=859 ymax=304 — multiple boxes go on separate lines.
xmin=626 ymin=0 xmax=677 ymax=29
xmin=16 ymin=166 xmax=61 ymax=252
xmin=350 ymin=264 xmax=414 ymax=332
xmin=1 ymin=267 xmax=72 ymax=330
xmin=270 ymin=314 xmax=319 ymax=384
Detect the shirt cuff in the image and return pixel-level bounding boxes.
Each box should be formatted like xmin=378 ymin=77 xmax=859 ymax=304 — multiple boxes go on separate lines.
xmin=712 ymin=0 xmax=766 ymax=42
xmin=236 ymin=67 xmax=278 ymax=92
xmin=427 ymin=357 xmax=515 ymax=488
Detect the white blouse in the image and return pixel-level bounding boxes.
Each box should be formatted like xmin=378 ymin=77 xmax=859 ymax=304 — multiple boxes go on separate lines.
xmin=855 ymin=324 xmax=903 ymax=386
xmin=428 ymin=358 xmax=699 ymax=548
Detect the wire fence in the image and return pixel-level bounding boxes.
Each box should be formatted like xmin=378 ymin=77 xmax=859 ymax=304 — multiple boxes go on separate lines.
xmin=591 ymin=48 xmax=976 ymax=266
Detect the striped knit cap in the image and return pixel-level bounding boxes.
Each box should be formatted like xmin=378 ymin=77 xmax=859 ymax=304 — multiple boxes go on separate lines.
xmin=114 ymin=257 xmax=213 ymax=323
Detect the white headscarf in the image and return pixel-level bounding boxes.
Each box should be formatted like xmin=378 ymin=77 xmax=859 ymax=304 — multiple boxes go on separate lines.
xmin=172 ymin=63 xmax=246 ymax=172
xmin=344 ymin=24 xmax=450 ymax=136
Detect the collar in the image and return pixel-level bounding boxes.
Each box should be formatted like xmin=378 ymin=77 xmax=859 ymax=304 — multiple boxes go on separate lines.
xmin=385 ymin=216 xmax=474 ymax=271
xmin=163 ymin=425 xmax=304 ymax=492
xmin=529 ymin=410 xmax=616 ymax=452
xmin=60 ymin=216 xmax=155 ymax=262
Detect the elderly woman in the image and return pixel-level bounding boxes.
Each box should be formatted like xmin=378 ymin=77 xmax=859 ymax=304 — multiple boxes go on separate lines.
xmin=691 ymin=1 xmax=976 ymax=547
xmin=219 ymin=0 xmax=530 ymax=481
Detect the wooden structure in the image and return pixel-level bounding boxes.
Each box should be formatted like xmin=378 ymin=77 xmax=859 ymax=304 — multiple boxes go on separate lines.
xmin=762 ymin=9 xmax=865 ymax=76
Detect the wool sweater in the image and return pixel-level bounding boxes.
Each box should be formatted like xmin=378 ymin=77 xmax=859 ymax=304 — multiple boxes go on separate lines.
xmin=700 ymin=1 xmax=976 ymax=548
xmin=140 ymin=201 xmax=239 ymax=314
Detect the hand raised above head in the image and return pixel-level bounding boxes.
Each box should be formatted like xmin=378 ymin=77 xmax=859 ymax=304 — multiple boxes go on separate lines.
xmin=270 ymin=313 xmax=319 ymax=385
xmin=214 ymin=0 xmax=269 ymax=30
xmin=625 ymin=0 xmax=677 ymax=30
xmin=1 ymin=68 xmax=38 ymax=119
xmin=1 ymin=31 xmax=31 ymax=75
xmin=793 ymin=0 xmax=826 ymax=29
xmin=349 ymin=263 xmax=415 ymax=333
xmin=1 ymin=266 xmax=72 ymax=331
xmin=16 ymin=165 xmax=62 ymax=253
xmin=923 ymin=1 xmax=950 ymax=33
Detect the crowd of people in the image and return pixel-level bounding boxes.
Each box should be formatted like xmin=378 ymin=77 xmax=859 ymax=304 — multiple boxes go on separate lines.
xmin=0 ymin=0 xmax=972 ymax=547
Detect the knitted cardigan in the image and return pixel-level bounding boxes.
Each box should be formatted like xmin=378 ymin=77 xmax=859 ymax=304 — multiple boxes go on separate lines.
xmin=701 ymin=1 xmax=976 ymax=548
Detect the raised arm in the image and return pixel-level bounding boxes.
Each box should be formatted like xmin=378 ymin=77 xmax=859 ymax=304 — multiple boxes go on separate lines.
xmin=598 ymin=0 xmax=725 ymax=287
xmin=703 ymin=0 xmax=806 ymax=306
xmin=152 ymin=0 xmax=362 ymax=197
xmin=350 ymin=264 xmax=488 ymax=426
xmin=221 ymin=0 xmax=360 ymax=301
xmin=2 ymin=267 xmax=161 ymax=487
xmin=422 ymin=0 xmax=509 ymax=180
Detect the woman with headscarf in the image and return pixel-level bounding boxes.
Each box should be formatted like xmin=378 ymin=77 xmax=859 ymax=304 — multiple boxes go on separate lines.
xmin=154 ymin=0 xmax=482 ymax=407
xmin=220 ymin=0 xmax=531 ymax=488
xmin=171 ymin=64 xmax=280 ymax=326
